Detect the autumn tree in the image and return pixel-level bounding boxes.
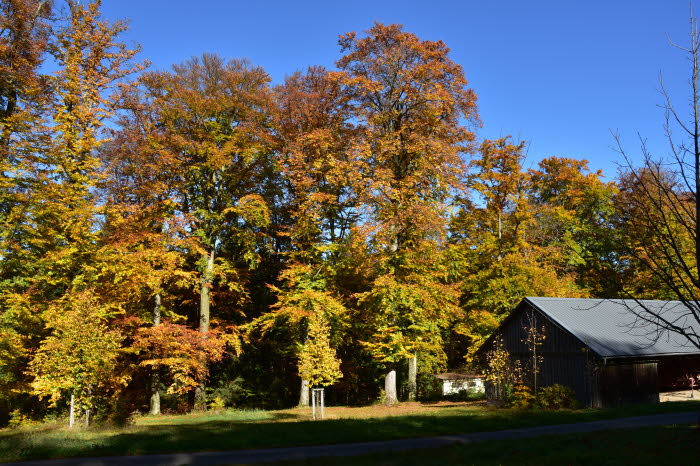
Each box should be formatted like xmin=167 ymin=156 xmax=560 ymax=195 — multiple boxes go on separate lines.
xmin=251 ymin=264 xmax=347 ymax=405
xmin=451 ymin=138 xmax=586 ymax=360
xmin=100 ymin=80 xmax=202 ymax=415
xmin=132 ymin=321 xmax=226 ymax=398
xmin=297 ymin=309 xmax=343 ymax=388
xmin=0 ymin=0 xmax=54 ymax=405
xmin=1 ymin=0 xmax=140 ymax=419
xmin=120 ymin=54 xmax=275 ymax=409
xmin=337 ymin=23 xmax=479 ymax=403
xmin=263 ymin=66 xmax=356 ymax=405
xmin=29 ymin=290 xmax=124 ymax=427
xmin=527 ymin=157 xmax=619 ymax=296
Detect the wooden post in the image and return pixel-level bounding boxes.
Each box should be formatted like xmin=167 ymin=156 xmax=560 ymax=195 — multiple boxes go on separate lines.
xmin=311 ymin=388 xmax=316 ymax=420
xmin=311 ymin=388 xmax=325 ymax=420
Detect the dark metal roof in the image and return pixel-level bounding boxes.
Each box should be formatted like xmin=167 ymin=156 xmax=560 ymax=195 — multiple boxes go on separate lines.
xmin=525 ymin=297 xmax=700 ymax=358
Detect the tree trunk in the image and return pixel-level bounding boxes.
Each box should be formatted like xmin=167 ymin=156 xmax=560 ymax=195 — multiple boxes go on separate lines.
xmin=69 ymin=391 xmax=75 ymax=428
xmin=299 ymin=378 xmax=310 ymax=407
xmin=199 ymin=249 xmax=214 ymax=334
xmin=149 ymin=293 xmax=162 ymax=416
xmin=385 ymin=369 xmax=398 ymax=405
xmin=84 ymin=387 xmax=91 ymax=427
xmin=194 ymin=249 xmax=215 ymax=411
xmin=407 ymin=354 xmax=418 ymax=401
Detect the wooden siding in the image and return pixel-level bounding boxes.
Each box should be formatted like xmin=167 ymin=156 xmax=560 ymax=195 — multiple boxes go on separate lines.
xmin=480 ymin=302 xmax=596 ymax=405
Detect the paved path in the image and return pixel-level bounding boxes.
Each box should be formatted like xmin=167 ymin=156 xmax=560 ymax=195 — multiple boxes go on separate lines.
xmin=4 ymin=411 xmax=698 ymax=466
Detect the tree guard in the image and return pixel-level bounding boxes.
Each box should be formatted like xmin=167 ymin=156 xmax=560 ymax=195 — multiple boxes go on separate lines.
xmin=311 ymin=388 xmax=325 ymax=420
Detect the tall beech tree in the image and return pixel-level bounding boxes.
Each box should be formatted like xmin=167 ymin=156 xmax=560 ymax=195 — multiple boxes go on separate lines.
xmin=0 ymin=0 xmax=53 ymax=401
xmin=2 ymin=0 xmax=140 ymax=418
xmin=101 ymin=81 xmax=202 ymax=415
xmin=337 ymin=23 xmax=479 ymax=403
xmin=264 ymin=66 xmax=356 ymax=405
xmin=128 ymin=54 xmax=275 ymax=409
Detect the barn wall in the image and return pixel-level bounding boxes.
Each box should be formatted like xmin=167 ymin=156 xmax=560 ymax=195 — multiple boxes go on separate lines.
xmin=480 ymin=302 xmax=595 ymax=405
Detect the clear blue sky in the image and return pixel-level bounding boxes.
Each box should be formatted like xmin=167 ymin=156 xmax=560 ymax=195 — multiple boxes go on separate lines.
xmin=101 ymin=0 xmax=694 ymax=180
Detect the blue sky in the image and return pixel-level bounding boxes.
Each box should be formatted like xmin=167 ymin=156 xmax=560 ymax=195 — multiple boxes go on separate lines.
xmin=100 ymin=1 xmax=693 ymax=179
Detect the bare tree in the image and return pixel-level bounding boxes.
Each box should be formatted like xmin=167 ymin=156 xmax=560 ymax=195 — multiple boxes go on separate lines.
xmin=614 ymin=8 xmax=700 ymax=349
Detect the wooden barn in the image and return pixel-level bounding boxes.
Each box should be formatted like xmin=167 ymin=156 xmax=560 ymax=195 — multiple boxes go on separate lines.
xmin=477 ymin=297 xmax=700 ymax=407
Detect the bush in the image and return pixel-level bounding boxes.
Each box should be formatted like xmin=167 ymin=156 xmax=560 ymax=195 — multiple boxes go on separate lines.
xmin=208 ymin=377 xmax=254 ymax=408
xmin=509 ymin=384 xmax=535 ymax=409
xmin=7 ymin=410 xmax=39 ymax=429
xmin=536 ymin=384 xmax=579 ymax=410
xmin=445 ymin=388 xmax=487 ymax=402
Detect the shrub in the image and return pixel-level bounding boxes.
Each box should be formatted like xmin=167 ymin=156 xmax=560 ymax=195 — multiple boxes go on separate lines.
xmin=445 ymin=388 xmax=487 ymax=402
xmin=536 ymin=384 xmax=579 ymax=410
xmin=509 ymin=384 xmax=535 ymax=409
xmin=7 ymin=410 xmax=39 ymax=429
xmin=208 ymin=378 xmax=254 ymax=408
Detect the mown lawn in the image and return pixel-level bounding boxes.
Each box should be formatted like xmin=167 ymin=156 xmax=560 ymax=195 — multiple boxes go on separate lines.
xmin=1 ymin=400 xmax=699 ymax=463
xmin=269 ymin=424 xmax=700 ymax=465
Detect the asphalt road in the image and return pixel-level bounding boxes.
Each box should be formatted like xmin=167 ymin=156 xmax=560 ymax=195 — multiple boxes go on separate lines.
xmin=4 ymin=411 xmax=698 ymax=466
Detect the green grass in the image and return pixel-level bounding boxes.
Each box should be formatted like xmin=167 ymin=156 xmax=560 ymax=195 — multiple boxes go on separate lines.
xmin=270 ymin=424 xmax=700 ymax=465
xmin=1 ymin=401 xmax=699 ymax=463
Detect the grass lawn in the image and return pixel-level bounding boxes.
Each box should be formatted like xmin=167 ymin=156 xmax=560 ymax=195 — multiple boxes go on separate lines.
xmin=1 ymin=400 xmax=699 ymax=463
xmin=269 ymin=424 xmax=700 ymax=465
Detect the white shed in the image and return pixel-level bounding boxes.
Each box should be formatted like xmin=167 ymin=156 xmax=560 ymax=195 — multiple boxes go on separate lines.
xmin=435 ymin=372 xmax=485 ymax=396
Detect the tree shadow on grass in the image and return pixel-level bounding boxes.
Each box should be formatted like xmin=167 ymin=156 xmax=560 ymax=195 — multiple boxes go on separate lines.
xmin=3 ymin=401 xmax=699 ymax=463
xmin=269 ymin=412 xmax=307 ymax=421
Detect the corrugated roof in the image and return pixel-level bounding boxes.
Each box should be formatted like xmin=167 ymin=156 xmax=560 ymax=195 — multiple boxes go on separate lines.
xmin=525 ymin=297 xmax=700 ymax=358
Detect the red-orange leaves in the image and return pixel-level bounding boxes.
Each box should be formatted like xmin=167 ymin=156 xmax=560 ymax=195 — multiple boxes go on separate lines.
xmin=133 ymin=322 xmax=225 ymax=395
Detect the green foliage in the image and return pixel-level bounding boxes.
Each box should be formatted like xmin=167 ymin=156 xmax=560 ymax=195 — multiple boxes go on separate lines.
xmin=7 ymin=410 xmax=39 ymax=429
xmin=443 ymin=388 xmax=486 ymax=403
xmin=536 ymin=384 xmax=579 ymax=410
xmin=208 ymin=378 xmax=255 ymax=408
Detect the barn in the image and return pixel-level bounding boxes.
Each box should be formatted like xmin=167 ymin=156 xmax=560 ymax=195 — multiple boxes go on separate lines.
xmin=477 ymin=297 xmax=700 ymax=407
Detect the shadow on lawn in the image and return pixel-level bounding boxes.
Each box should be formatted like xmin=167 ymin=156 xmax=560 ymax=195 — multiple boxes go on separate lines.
xmin=0 ymin=413 xmax=489 ymax=462
xmin=269 ymin=412 xmax=306 ymax=421
xmin=2 ymin=400 xmax=700 ymax=463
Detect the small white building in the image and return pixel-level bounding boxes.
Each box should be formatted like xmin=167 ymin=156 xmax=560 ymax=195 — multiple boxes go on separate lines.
xmin=435 ymin=372 xmax=485 ymax=396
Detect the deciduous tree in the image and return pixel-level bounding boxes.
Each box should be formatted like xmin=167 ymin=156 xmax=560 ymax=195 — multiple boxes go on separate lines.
xmin=337 ymin=23 xmax=479 ymax=403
